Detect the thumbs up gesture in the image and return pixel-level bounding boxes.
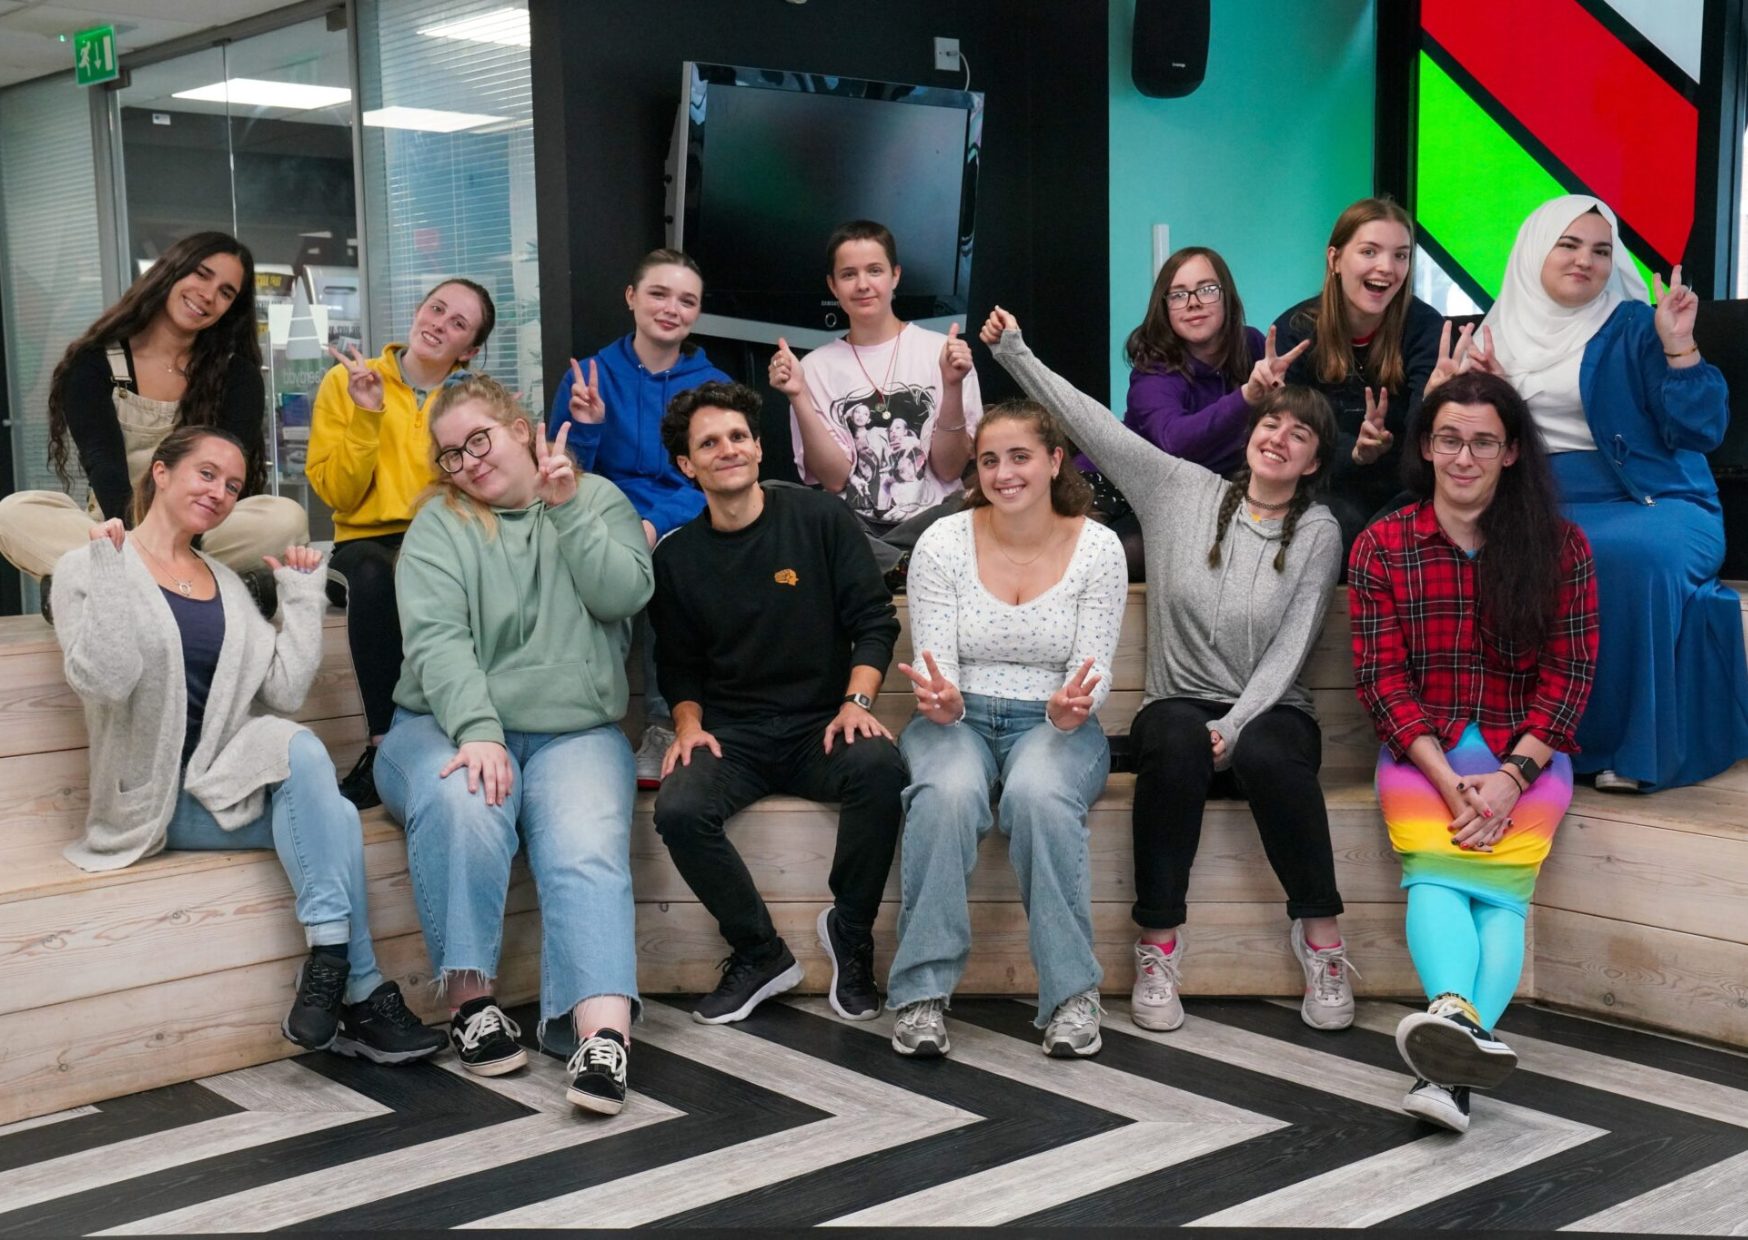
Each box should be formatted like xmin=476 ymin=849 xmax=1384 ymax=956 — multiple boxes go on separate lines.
xmin=768 ymin=337 xmax=804 ymax=397
xmin=940 ymin=321 xmax=973 ymax=387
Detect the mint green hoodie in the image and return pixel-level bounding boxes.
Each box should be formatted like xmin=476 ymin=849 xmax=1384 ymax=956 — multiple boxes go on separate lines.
xmin=393 ymin=474 xmax=654 ymax=744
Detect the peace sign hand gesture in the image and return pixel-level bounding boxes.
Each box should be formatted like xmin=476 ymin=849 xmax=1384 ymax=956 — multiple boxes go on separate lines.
xmin=1351 ymin=387 xmax=1393 ymax=465
xmin=939 ymin=322 xmax=973 ymax=387
xmin=898 ymin=649 xmax=964 ymax=726
xmin=567 ymin=358 xmax=606 ymax=424
xmin=1241 ymin=325 xmax=1311 ymax=406
xmin=1653 ymin=265 xmax=1700 ymax=357
xmin=980 ymin=305 xmax=1020 ymax=347
xmin=326 ymin=344 xmax=385 ymax=413
xmin=768 ymin=337 xmax=805 ymax=398
xmin=534 ymin=420 xmax=578 ymax=508
xmin=1047 ymin=657 xmax=1101 ymax=731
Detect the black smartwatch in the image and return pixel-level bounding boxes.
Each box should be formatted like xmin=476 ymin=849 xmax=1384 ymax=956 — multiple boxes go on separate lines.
xmin=843 ymin=692 xmax=874 ymax=710
xmin=1500 ymin=753 xmax=1542 ymax=789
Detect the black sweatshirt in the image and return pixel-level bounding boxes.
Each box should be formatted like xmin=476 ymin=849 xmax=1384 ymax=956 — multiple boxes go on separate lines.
xmin=651 ymin=483 xmax=899 ymax=727
xmin=61 ymin=342 xmax=266 ymax=523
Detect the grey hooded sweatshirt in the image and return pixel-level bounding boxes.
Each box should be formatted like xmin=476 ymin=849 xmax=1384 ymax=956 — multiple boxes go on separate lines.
xmin=991 ymin=328 xmax=1340 ymax=762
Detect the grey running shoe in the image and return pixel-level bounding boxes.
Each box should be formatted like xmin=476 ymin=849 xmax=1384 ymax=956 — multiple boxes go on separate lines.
xmin=1290 ymin=921 xmax=1356 ymax=1030
xmin=1403 ymin=1077 xmax=1471 ymax=1133
xmin=891 ymin=998 xmax=950 ymax=1057
xmin=1043 ymin=989 xmax=1104 ymax=1058
xmin=1131 ymin=935 xmax=1185 ymax=1031
xmin=635 ymin=723 xmax=676 ymax=790
xmin=1396 ymin=993 xmax=1518 ymax=1089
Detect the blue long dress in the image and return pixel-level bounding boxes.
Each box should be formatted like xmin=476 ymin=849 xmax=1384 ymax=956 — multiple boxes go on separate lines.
xmin=1551 ymin=302 xmax=1748 ymax=789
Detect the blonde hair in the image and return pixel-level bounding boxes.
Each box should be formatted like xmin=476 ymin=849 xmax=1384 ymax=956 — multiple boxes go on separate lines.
xmin=418 ymin=373 xmax=536 ymax=536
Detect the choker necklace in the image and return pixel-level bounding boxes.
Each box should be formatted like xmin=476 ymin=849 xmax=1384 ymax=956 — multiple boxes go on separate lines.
xmin=1245 ymin=492 xmax=1293 ymax=512
xmin=133 ymin=538 xmax=197 ymax=596
xmin=847 ymin=324 xmax=906 ymax=416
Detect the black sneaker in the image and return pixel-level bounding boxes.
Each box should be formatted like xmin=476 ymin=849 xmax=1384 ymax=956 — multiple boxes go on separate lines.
xmin=1396 ymin=993 xmax=1518 ymax=1089
xmin=817 ymin=907 xmax=880 ymax=1020
xmin=566 ymin=1028 xmax=629 ymax=1115
xmin=449 ymin=996 xmax=529 ymax=1075
xmin=332 ymin=980 xmax=446 ymax=1064
xmin=692 ymin=941 xmax=805 ymax=1024
xmin=283 ymin=950 xmax=349 ymax=1050
xmin=39 ymin=574 xmax=54 ymax=627
xmin=239 ymin=567 xmax=278 ymax=621
xmin=338 ymin=745 xmax=381 ymax=811
xmin=1403 ymin=1078 xmax=1471 ymax=1133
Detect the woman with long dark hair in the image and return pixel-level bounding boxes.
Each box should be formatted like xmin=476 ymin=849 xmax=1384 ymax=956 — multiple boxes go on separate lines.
xmin=983 ymin=306 xmax=1357 ymax=1041
xmin=885 ymin=398 xmax=1126 ymax=1059
xmin=1472 ymin=195 xmax=1748 ymax=791
xmin=1273 ymin=198 xmax=1444 ymax=552
xmin=0 ymin=232 xmax=306 ymax=608
xmin=1351 ymin=371 xmax=1598 ymax=1134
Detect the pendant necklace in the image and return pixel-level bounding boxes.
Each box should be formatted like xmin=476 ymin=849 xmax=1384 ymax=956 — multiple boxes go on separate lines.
xmin=134 ymin=537 xmax=197 ymax=597
xmin=848 ymin=324 xmax=905 ymax=416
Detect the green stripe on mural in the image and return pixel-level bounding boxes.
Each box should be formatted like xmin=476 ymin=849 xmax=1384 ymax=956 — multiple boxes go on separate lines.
xmin=1416 ymin=51 xmax=1655 ymax=302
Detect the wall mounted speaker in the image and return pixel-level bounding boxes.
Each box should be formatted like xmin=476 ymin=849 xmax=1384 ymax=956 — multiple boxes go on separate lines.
xmin=1132 ymin=0 xmax=1210 ymax=99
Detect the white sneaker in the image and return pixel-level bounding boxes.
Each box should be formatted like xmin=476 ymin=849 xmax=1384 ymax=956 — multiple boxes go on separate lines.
xmin=1042 ymin=989 xmax=1103 ymax=1058
xmin=1403 ymin=1078 xmax=1470 ymax=1133
xmin=1290 ymin=921 xmax=1356 ymax=1030
xmin=635 ymin=723 xmax=676 ymax=789
xmin=1594 ymin=769 xmax=1642 ymax=793
xmin=1131 ymin=935 xmax=1185 ymax=1031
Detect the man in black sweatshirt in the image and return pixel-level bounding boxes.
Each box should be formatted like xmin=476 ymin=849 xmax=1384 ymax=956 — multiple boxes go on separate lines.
xmin=651 ymin=381 xmax=906 ymax=1025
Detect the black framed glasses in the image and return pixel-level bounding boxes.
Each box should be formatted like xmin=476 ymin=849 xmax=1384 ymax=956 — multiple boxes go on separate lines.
xmin=1428 ymin=432 xmax=1506 ymax=460
xmin=1165 ymin=282 xmax=1223 ymax=308
xmin=437 ymin=426 xmax=494 ymax=474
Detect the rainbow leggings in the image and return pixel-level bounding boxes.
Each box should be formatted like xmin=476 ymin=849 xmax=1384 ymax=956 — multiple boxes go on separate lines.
xmin=1376 ymin=723 xmax=1573 ymax=1028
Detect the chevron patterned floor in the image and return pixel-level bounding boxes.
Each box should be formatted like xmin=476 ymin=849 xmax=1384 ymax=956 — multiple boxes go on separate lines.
xmin=2 ymin=996 xmax=1744 ymax=1236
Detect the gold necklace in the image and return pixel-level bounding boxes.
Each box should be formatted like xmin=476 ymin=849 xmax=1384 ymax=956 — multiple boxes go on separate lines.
xmin=847 ymin=324 xmax=906 ymax=415
xmin=133 ymin=537 xmax=198 ymax=596
xmin=985 ymin=519 xmax=1058 ymax=568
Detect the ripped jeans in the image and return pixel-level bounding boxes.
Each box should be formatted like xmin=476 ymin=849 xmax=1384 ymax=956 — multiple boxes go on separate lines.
xmin=375 ymin=709 xmax=640 ymax=1034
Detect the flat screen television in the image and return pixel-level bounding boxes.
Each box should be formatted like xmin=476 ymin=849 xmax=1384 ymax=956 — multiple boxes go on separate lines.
xmin=668 ymin=61 xmax=983 ymax=340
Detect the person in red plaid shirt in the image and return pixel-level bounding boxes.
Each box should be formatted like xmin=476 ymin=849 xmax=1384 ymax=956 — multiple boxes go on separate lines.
xmin=1350 ymin=371 xmax=1597 ymax=1135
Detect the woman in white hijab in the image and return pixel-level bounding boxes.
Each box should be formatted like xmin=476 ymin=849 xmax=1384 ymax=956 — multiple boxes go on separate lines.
xmin=1465 ymin=194 xmax=1748 ymax=791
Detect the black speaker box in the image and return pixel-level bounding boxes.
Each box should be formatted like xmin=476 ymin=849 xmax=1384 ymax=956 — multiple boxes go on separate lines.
xmin=1132 ymin=0 xmax=1210 ymax=99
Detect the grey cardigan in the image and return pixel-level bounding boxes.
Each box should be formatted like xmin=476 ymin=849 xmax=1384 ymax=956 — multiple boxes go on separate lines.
xmin=53 ymin=537 xmax=328 ymax=871
xmin=992 ymin=329 xmax=1340 ymax=762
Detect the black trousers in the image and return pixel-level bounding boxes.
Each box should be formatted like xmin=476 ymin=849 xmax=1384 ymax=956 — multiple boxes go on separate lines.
xmin=653 ymin=711 xmax=907 ymax=955
xmin=330 ymin=533 xmax=404 ymax=738
xmin=1130 ymin=696 xmax=1345 ymax=929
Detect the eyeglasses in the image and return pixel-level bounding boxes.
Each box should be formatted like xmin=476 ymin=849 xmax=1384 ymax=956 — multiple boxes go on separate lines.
xmin=1428 ymin=432 xmax=1506 ymax=460
xmin=1165 ymin=282 xmax=1223 ymax=309
xmin=437 ymin=426 xmax=494 ymax=474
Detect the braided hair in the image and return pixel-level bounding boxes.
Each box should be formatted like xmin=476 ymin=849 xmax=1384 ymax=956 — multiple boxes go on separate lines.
xmin=1206 ymin=386 xmax=1337 ymax=572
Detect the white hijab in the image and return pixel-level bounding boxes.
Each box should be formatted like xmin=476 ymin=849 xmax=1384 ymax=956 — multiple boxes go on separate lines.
xmin=1483 ymin=194 xmax=1648 ymax=407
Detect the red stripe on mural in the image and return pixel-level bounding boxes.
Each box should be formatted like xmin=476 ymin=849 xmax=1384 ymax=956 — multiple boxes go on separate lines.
xmin=1423 ymin=0 xmax=1695 ymax=264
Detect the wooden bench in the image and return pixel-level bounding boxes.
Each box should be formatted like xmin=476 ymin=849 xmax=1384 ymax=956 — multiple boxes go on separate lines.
xmin=2 ymin=587 xmax=1744 ymax=1126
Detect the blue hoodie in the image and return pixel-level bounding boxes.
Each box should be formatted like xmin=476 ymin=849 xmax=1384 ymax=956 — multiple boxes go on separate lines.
xmin=547 ymin=333 xmax=731 ymax=537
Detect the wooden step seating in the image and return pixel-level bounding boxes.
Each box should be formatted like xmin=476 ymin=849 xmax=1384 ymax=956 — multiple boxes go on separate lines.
xmin=2 ymin=587 xmax=1744 ymax=1125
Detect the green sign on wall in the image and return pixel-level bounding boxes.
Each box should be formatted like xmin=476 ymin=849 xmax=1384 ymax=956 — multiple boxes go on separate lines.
xmin=73 ymin=25 xmax=118 ymax=87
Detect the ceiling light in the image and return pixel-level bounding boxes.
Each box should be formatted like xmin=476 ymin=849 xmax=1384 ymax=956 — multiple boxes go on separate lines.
xmin=173 ymin=78 xmax=351 ymax=109
xmin=362 ymin=106 xmax=505 ymax=133
xmin=417 ymin=8 xmax=530 ymax=47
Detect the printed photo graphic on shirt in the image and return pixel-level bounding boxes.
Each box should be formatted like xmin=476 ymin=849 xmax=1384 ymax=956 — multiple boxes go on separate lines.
xmin=830 ymin=383 xmax=936 ymax=522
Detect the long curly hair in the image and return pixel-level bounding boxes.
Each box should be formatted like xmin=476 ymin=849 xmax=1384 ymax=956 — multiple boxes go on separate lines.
xmin=1124 ymin=246 xmax=1252 ymax=387
xmin=1206 ymin=386 xmax=1337 ymax=573
xmin=1293 ymin=197 xmax=1415 ymax=394
xmin=48 ymin=232 xmax=262 ymax=495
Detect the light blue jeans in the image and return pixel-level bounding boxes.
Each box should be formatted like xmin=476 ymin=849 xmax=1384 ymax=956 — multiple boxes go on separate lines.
xmin=166 ymin=729 xmax=385 ymax=1005
xmin=375 ymin=709 xmax=640 ymax=1036
xmin=887 ymin=694 xmax=1110 ymax=1025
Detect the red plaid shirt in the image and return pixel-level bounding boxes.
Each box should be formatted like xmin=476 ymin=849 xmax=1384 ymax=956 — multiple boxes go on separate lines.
xmin=1349 ymin=501 xmax=1598 ymax=760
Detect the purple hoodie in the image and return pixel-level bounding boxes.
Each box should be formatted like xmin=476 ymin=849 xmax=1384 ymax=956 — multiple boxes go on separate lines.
xmin=1075 ymin=326 xmax=1265 ymax=477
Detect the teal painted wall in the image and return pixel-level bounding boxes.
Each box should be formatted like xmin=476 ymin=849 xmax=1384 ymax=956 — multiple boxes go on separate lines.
xmin=1108 ymin=1 xmax=1377 ymax=402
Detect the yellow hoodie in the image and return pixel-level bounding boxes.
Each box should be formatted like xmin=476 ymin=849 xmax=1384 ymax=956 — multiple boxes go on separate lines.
xmin=307 ymin=344 xmax=453 ymax=542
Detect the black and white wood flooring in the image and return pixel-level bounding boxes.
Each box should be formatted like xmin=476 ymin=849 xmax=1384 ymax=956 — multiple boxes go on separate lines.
xmin=2 ymin=996 xmax=1745 ymax=1235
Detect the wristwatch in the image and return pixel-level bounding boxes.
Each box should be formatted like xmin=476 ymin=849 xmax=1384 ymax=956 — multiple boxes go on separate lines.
xmin=1500 ymin=753 xmax=1542 ymax=788
xmin=843 ymin=692 xmax=874 ymax=710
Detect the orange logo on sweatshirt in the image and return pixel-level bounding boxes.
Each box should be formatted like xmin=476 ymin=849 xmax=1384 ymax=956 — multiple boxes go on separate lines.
xmin=774 ymin=569 xmax=799 ymax=586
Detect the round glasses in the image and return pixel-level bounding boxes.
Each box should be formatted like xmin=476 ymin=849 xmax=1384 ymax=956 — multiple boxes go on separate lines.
xmin=1428 ymin=432 xmax=1506 ymax=460
xmin=1165 ymin=282 xmax=1223 ymax=309
xmin=437 ymin=426 xmax=494 ymax=474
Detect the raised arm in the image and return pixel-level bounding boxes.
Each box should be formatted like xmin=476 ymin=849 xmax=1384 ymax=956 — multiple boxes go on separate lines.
xmin=1642 ymin=277 xmax=1730 ymax=453
xmin=254 ymin=548 xmax=330 ymax=713
xmin=1063 ymin=525 xmax=1128 ymax=717
xmin=305 ymin=347 xmax=391 ymax=514
xmin=53 ymin=535 xmax=144 ymax=704
xmin=549 ymin=479 xmax=655 ymax=624
xmin=775 ymin=338 xmax=852 ymax=492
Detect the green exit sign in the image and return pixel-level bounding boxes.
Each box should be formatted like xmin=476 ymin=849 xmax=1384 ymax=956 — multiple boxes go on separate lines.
xmin=73 ymin=25 xmax=119 ymax=87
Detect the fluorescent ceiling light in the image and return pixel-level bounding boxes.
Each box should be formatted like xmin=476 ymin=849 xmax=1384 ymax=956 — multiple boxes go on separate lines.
xmin=173 ymin=78 xmax=351 ymax=109
xmin=362 ymin=106 xmax=505 ymax=133
xmin=417 ymin=7 xmax=530 ymax=47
